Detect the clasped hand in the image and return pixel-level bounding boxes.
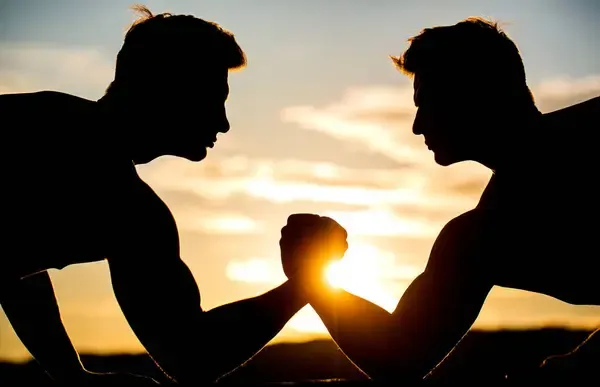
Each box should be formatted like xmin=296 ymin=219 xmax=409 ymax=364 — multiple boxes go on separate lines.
xmin=279 ymin=213 xmax=348 ymax=284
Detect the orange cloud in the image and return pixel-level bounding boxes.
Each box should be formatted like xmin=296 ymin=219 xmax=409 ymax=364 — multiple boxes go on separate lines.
xmin=225 ymin=258 xmax=286 ymax=284
xmin=139 ymin=156 xmax=487 ymax=215
xmin=322 ymin=209 xmax=438 ymax=238
xmin=176 ymin=210 xmax=263 ymax=234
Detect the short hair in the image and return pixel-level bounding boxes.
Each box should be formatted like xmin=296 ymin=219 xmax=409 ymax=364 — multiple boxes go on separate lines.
xmin=391 ymin=17 xmax=534 ymax=104
xmin=109 ymin=4 xmax=246 ymax=90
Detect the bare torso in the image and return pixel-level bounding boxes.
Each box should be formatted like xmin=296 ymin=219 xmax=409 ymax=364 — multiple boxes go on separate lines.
xmin=1 ymin=91 xmax=178 ymax=279
xmin=474 ymin=96 xmax=600 ymax=305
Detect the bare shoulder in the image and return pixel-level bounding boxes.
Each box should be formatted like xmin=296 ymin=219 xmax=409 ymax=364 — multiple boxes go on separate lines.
xmin=0 ymin=92 xmax=36 ymax=115
xmin=108 ymin=172 xmax=180 ymax=259
xmin=0 ymin=90 xmax=94 ymax=113
xmin=544 ymin=95 xmax=600 ymax=121
xmin=426 ymin=209 xmax=500 ymax=275
xmin=476 ymin=174 xmax=498 ymax=209
xmin=433 ymin=209 xmax=497 ymax=248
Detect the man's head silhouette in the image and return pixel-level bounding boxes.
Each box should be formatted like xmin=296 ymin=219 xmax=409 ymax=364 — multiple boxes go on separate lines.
xmin=392 ymin=17 xmax=540 ymax=168
xmin=102 ymin=5 xmax=247 ymax=164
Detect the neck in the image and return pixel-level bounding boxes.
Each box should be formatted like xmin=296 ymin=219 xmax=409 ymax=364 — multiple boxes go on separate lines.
xmin=96 ymin=91 xmax=137 ymax=161
xmin=96 ymin=91 xmax=121 ymax=114
xmin=477 ymin=107 xmax=543 ymax=173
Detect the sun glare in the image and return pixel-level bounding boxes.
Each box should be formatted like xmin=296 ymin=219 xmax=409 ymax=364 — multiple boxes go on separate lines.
xmin=322 ymin=242 xmax=408 ymax=313
xmin=324 ymin=261 xmax=346 ymax=289
xmin=226 ymin=243 xmax=421 ymax=335
xmin=288 ymin=242 xmax=412 ymax=335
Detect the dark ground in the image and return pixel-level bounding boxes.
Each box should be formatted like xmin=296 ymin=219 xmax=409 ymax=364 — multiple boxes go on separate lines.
xmin=0 ymin=328 xmax=597 ymax=386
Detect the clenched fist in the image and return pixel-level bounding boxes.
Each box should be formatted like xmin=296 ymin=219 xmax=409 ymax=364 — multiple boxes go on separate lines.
xmin=279 ymin=213 xmax=348 ymax=281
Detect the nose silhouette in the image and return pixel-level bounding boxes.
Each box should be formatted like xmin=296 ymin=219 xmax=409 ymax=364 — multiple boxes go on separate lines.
xmin=219 ymin=118 xmax=230 ymax=133
xmin=413 ymin=108 xmax=425 ymax=135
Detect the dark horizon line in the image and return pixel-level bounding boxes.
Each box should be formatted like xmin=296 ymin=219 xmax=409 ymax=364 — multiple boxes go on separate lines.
xmin=0 ymin=326 xmax=596 ymax=364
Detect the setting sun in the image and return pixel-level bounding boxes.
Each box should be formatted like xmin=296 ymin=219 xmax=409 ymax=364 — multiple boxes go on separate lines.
xmin=285 ymin=242 xmax=420 ymax=335
xmin=323 ymin=242 xmax=414 ymax=313
xmin=324 ymin=261 xmax=345 ymax=289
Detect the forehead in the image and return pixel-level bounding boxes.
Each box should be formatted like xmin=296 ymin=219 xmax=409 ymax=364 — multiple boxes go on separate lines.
xmin=412 ymin=71 xmax=469 ymax=104
xmin=169 ymin=55 xmax=229 ymax=78
xmin=413 ymin=71 xmax=450 ymax=90
xmin=171 ymin=66 xmax=229 ymax=92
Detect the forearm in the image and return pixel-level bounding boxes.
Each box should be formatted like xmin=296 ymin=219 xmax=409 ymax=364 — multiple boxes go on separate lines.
xmin=109 ymin=258 xmax=307 ymax=383
xmin=303 ymin=281 xmax=398 ymax=379
xmin=0 ymin=272 xmax=83 ymax=380
xmin=200 ymin=278 xmax=308 ymax=380
xmin=307 ymin=272 xmax=490 ymax=382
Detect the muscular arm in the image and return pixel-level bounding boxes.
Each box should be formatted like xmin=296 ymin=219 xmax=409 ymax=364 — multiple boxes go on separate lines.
xmin=107 ymin=179 xmax=306 ymax=383
xmin=305 ymin=211 xmax=495 ymax=382
xmin=109 ymin=257 xmax=306 ymax=383
xmin=0 ymin=271 xmax=84 ymax=382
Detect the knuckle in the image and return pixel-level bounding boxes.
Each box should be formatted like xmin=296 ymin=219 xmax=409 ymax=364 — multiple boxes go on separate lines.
xmin=288 ymin=213 xmax=318 ymax=223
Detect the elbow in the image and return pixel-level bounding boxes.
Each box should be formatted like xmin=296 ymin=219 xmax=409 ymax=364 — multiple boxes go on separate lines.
xmin=363 ymin=333 xmax=433 ymax=382
xmin=349 ymin=336 xmax=429 ymax=382
xmin=362 ymin=357 xmax=429 ymax=383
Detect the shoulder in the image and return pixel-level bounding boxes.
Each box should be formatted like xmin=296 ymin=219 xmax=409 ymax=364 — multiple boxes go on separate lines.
xmin=476 ymin=174 xmax=498 ymax=209
xmin=541 ymin=96 xmax=600 ymax=141
xmin=544 ymin=95 xmax=600 ymax=121
xmin=108 ymin=172 xmax=180 ymax=259
xmin=1 ymin=90 xmax=90 ymax=106
xmin=1 ymin=91 xmax=95 ymax=118
xmin=426 ymin=209 xmax=500 ymax=275
xmin=434 ymin=209 xmax=497 ymax=247
xmin=0 ymin=92 xmax=34 ymax=114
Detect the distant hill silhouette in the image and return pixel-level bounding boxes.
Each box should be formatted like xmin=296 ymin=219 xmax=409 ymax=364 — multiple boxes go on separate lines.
xmin=0 ymin=328 xmax=596 ymax=385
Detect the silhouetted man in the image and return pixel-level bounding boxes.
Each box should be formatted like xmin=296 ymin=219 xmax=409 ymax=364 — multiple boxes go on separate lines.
xmin=279 ymin=17 xmax=599 ymax=383
xmin=0 ymin=6 xmax=313 ymax=385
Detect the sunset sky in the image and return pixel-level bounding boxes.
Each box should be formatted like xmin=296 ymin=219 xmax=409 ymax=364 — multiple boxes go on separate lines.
xmin=1 ymin=0 xmax=599 ymax=361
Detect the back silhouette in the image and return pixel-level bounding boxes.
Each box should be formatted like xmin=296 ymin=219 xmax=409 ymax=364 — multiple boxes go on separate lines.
xmin=276 ymin=17 xmax=599 ymax=384
xmin=0 ymin=5 xmax=316 ymax=385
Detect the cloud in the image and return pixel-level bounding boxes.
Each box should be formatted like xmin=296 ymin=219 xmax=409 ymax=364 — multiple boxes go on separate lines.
xmin=279 ymin=82 xmax=495 ymax=212
xmin=176 ymin=210 xmax=263 ymax=234
xmin=280 ymin=74 xmax=600 ymax=167
xmin=280 ymin=86 xmax=425 ymax=166
xmin=322 ymin=209 xmax=439 ymax=238
xmin=274 ymin=74 xmax=600 ymax=232
xmin=534 ymin=75 xmax=600 ymax=112
xmin=139 ymin=155 xmax=486 ymax=212
xmin=0 ymin=42 xmax=113 ymax=98
xmin=225 ymin=258 xmax=286 ymax=284
xmin=135 ymin=152 xmax=488 ymax=245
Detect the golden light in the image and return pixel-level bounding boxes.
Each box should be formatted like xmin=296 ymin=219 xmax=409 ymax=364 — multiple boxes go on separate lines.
xmin=324 ymin=261 xmax=345 ymax=289
xmin=322 ymin=209 xmax=436 ymax=237
xmin=223 ymin=243 xmax=422 ymax=335
xmin=225 ymin=258 xmax=286 ymax=284
xmin=322 ymin=242 xmax=411 ymax=313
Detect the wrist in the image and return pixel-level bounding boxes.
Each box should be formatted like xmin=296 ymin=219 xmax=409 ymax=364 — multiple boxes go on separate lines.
xmin=283 ymin=276 xmax=311 ymax=300
xmin=287 ymin=269 xmax=330 ymax=297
